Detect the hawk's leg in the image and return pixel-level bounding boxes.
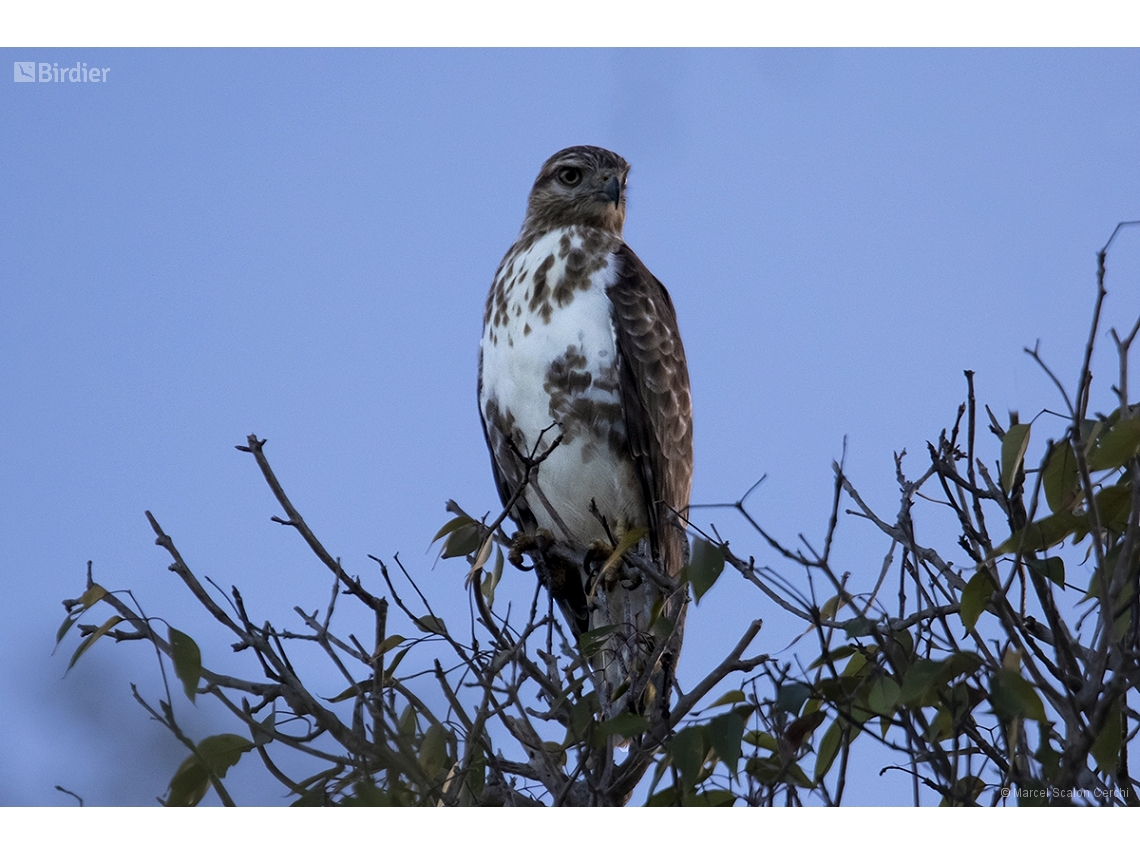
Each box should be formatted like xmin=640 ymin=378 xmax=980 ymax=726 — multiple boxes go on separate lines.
xmin=506 ymin=531 xmax=538 ymax=570
xmin=509 ymin=530 xmax=591 ymax=635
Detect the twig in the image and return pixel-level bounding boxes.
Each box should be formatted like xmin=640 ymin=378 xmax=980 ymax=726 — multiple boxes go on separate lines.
xmin=668 ymin=620 xmax=766 ymax=727
xmin=236 ymin=435 xmax=385 ymax=613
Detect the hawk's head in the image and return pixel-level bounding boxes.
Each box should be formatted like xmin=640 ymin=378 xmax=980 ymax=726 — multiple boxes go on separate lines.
xmin=521 ymin=145 xmax=630 ymax=237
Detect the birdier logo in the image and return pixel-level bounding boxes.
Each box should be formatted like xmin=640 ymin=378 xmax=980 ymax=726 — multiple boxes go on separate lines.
xmin=13 ymin=61 xmax=111 ymax=83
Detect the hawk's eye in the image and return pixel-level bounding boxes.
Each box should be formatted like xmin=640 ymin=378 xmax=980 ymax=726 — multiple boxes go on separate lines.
xmin=556 ymin=166 xmax=583 ymax=187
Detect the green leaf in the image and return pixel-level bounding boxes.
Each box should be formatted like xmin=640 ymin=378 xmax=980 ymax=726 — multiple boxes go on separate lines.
xmin=66 ymin=615 xmax=123 ymax=672
xmin=79 ymin=584 xmax=108 ymax=608
xmin=465 ymin=744 xmax=486 ymax=803
xmin=1016 ymin=782 xmax=1048 ymax=807
xmin=541 ymin=741 xmax=568 ymax=766
xmin=1087 ymin=417 xmax=1140 ymax=471
xmin=345 ymin=780 xmax=388 ymax=806
xmin=942 ymin=775 xmax=986 ymax=806
xmin=442 ymin=523 xmax=483 ymax=559
xmin=784 ymin=709 xmax=826 ymax=749
xmin=842 ymin=616 xmax=876 ymax=638
xmin=55 ymin=614 xmax=79 ymax=648
xmin=166 ymin=756 xmax=210 ymax=807
xmin=383 ymin=647 xmax=409 ymax=684
xmin=686 ymin=537 xmax=726 ymax=604
xmin=960 ymin=571 xmax=994 ymax=632
xmin=1080 ymin=416 xmax=1106 ymax=448
xmin=431 ymin=514 xmax=476 ymax=544
xmin=785 ymin=762 xmax=814 ymax=789
xmin=1043 ymin=441 xmax=1080 ymax=513
xmin=577 ymin=624 xmax=617 ymax=658
xmin=808 ymin=644 xmax=857 ymax=669
xmin=813 ymin=719 xmax=842 ymax=783
xmin=707 ymin=712 xmax=745 ymax=775
xmin=609 ymin=680 xmax=632 ymax=705
xmin=743 ymin=729 xmax=778 ymax=750
xmin=1091 ymin=698 xmax=1123 ymax=772
xmin=776 ymin=681 xmax=812 ymax=714
xmin=480 ymin=550 xmax=503 ymax=608
xmin=649 ymin=615 xmax=676 ymax=644
xmin=689 ymin=789 xmax=737 ymax=806
xmin=819 ymin=594 xmax=851 ymax=621
xmin=376 ymin=634 xmax=405 ymax=656
xmin=567 ymin=694 xmax=599 ymax=743
xmin=898 ymin=659 xmax=943 ymax=707
xmin=595 ymin=711 xmax=650 ymax=742
xmin=290 ymin=788 xmax=326 ymax=807
xmin=644 ymin=785 xmax=682 ymax=807
xmin=470 ymin=534 xmax=494 ymax=572
xmin=413 ymin=614 xmax=448 ymax=636
xmin=325 ymin=680 xmax=369 ymax=703
xmin=939 ymin=650 xmax=984 ymax=682
xmin=57 ymin=584 xmax=109 ymax=650
xmin=867 ymin=676 xmax=900 ymax=716
xmin=397 ymin=703 xmax=418 ymax=738
xmin=419 ymin=722 xmax=450 ymax=778
xmin=993 ymin=511 xmax=1083 ymax=556
xmin=197 ymin=733 xmax=254 ymax=777
xmin=165 ymin=734 xmax=254 ymax=807
xmin=669 ymin=726 xmax=707 ymax=790
xmin=891 ymin=628 xmax=914 ymax=660
xmin=925 ymin=706 xmax=954 ymax=742
xmin=1001 ymin=423 xmax=1031 ymax=494
xmin=841 ymin=650 xmax=869 ymax=677
xmin=1035 ymin=724 xmax=1060 ymax=780
xmin=1025 ymin=555 xmax=1065 ymax=587
xmin=744 ymin=756 xmax=783 ymax=787
xmin=1094 ymin=483 xmax=1133 ymax=531
xmin=169 ymin=627 xmax=202 ymax=703
xmin=990 ymin=669 xmax=1047 ymax=722
xmin=600 ymin=527 xmax=648 ymax=576
xmin=705 ymin=689 xmax=746 ymax=710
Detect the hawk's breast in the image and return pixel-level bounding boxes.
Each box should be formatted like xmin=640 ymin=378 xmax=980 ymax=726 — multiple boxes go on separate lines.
xmin=479 ymin=226 xmax=646 ymax=545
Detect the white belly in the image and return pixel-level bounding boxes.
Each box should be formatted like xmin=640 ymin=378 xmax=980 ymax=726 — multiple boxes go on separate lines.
xmin=480 ymin=228 xmax=645 ymax=544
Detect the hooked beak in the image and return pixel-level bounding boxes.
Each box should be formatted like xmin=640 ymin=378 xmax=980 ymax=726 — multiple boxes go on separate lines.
xmin=603 ymin=175 xmax=621 ymax=207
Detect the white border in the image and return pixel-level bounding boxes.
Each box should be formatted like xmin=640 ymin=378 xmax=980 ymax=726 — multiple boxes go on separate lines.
xmin=2 ymin=1 xmax=1139 ymax=47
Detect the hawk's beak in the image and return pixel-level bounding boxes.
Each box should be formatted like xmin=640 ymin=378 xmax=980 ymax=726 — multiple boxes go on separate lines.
xmin=603 ymin=175 xmax=621 ymax=207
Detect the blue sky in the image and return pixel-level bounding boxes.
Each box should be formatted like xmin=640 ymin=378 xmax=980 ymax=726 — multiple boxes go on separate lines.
xmin=3 ymin=48 xmax=1140 ymax=806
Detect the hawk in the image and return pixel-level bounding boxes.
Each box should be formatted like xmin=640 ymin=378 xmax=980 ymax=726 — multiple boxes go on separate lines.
xmin=478 ymin=145 xmax=693 ymax=722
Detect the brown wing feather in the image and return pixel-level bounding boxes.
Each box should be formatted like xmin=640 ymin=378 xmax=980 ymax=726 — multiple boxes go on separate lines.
xmin=606 ymin=244 xmax=694 ymax=580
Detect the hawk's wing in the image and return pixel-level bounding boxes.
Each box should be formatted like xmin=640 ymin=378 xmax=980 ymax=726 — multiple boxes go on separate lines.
xmin=607 ymin=244 xmax=694 ymax=580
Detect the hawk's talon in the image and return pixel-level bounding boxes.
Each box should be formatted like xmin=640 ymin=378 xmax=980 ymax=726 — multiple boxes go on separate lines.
xmin=507 ymin=531 xmax=538 ymax=570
